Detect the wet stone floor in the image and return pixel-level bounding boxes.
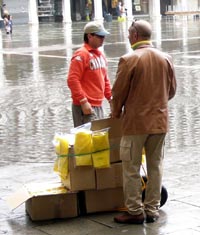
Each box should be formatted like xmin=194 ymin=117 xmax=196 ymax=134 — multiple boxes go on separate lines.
xmin=0 ymin=17 xmax=200 ymax=234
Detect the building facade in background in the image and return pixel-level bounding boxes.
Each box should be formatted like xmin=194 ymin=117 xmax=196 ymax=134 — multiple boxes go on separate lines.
xmin=1 ymin=0 xmax=200 ymax=24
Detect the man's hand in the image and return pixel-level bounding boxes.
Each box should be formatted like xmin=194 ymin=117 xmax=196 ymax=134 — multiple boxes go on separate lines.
xmin=81 ymin=101 xmax=94 ymax=115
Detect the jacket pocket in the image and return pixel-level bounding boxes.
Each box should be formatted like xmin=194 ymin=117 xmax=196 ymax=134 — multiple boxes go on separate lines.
xmin=120 ymin=138 xmax=132 ymax=161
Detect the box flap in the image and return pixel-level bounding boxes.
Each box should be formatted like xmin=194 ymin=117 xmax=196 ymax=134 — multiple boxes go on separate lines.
xmin=25 ymin=182 xmax=68 ymax=196
xmin=91 ymin=118 xmax=122 ymax=138
xmin=6 ymin=181 xmax=68 ymax=210
xmin=6 ymin=186 xmax=32 ymax=210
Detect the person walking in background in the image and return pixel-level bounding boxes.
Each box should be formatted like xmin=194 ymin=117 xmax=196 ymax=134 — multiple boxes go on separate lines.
xmin=87 ymin=0 xmax=93 ymax=20
xmin=111 ymin=19 xmax=176 ymax=224
xmin=67 ymin=21 xmax=112 ymax=127
xmin=119 ymin=2 xmax=126 ymax=17
xmin=117 ymin=1 xmax=126 ymax=22
xmin=1 ymin=3 xmax=9 ymax=18
xmin=1 ymin=3 xmax=12 ymax=34
xmin=85 ymin=0 xmax=93 ymax=21
xmin=4 ymin=14 xmax=12 ymax=34
xmin=116 ymin=1 xmax=121 ymax=17
xmin=111 ymin=0 xmax=118 ymax=16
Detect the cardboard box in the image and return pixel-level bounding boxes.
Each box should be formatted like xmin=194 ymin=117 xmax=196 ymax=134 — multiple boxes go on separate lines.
xmin=61 ymin=152 xmax=96 ymax=191
xmin=62 ymin=155 xmax=122 ymax=191
xmin=6 ymin=182 xmax=78 ymax=221
xmin=83 ymin=187 xmax=124 ymax=214
xmin=61 ymin=118 xmax=122 ymax=191
xmin=91 ymin=118 xmax=122 ymax=163
xmin=95 ymin=162 xmax=123 ymax=190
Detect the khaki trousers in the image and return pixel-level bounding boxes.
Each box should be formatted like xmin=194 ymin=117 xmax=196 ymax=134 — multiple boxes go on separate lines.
xmin=120 ymin=133 xmax=166 ymax=215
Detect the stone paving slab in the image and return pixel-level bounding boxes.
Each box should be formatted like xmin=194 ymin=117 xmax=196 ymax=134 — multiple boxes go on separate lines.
xmin=1 ymin=146 xmax=200 ymax=235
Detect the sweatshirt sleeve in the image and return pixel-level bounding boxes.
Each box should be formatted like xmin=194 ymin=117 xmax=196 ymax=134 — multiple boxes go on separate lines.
xmin=104 ymin=72 xmax=112 ymax=101
xmin=67 ymin=51 xmax=87 ymax=104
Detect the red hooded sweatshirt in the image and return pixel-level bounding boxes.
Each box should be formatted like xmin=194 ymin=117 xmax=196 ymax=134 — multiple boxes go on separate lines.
xmin=67 ymin=43 xmax=112 ymax=106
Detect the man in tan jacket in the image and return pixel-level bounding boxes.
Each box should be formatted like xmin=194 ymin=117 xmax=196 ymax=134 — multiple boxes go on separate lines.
xmin=111 ymin=19 xmax=176 ymax=224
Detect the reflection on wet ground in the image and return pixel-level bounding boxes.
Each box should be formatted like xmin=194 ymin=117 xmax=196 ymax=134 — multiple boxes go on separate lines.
xmin=0 ymin=18 xmax=200 ymax=164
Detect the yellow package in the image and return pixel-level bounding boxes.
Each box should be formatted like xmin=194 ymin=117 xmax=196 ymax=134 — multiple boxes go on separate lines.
xmin=92 ymin=129 xmax=110 ymax=168
xmin=74 ymin=130 xmax=93 ymax=166
xmin=54 ymin=135 xmax=69 ymax=156
xmin=54 ymin=157 xmax=68 ymax=180
xmin=118 ymin=16 xmax=126 ymax=22
xmin=53 ymin=134 xmax=69 ymax=179
xmin=142 ymin=148 xmax=146 ymax=164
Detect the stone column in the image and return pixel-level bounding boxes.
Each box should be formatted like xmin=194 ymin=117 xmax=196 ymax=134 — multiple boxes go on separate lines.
xmin=93 ymin=0 xmax=103 ymax=21
xmin=62 ymin=0 xmax=72 ymax=23
xmin=0 ymin=31 xmax=5 ymax=87
xmin=124 ymin=0 xmax=134 ymax=21
xmin=149 ymin=0 xmax=161 ymax=18
xmin=176 ymin=0 xmax=180 ymax=11
xmin=182 ymin=0 xmax=188 ymax=10
xmin=30 ymin=25 xmax=39 ymax=81
xmin=28 ymin=0 xmax=38 ymax=24
xmin=150 ymin=0 xmax=161 ymax=48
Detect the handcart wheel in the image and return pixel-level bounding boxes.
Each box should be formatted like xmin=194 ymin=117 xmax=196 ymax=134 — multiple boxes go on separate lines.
xmin=141 ymin=176 xmax=168 ymax=207
xmin=160 ymin=185 xmax=168 ymax=207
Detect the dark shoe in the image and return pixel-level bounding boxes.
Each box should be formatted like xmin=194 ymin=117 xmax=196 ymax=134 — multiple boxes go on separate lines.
xmin=145 ymin=214 xmax=159 ymax=223
xmin=114 ymin=212 xmax=144 ymax=224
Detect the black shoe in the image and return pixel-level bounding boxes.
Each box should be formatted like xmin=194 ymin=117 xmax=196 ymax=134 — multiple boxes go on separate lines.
xmin=145 ymin=214 xmax=159 ymax=223
xmin=114 ymin=212 xmax=144 ymax=224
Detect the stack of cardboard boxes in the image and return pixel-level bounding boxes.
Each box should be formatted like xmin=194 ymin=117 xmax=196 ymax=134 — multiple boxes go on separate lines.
xmin=64 ymin=118 xmax=124 ymax=215
xmin=6 ymin=118 xmax=125 ymax=221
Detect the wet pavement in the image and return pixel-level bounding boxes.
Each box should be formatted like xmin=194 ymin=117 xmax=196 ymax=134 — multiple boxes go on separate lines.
xmin=0 ymin=17 xmax=200 ymax=234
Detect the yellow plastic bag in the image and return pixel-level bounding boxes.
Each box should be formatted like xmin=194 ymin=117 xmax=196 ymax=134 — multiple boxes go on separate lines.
xmin=53 ymin=134 xmax=69 ymax=179
xmin=92 ymin=129 xmax=110 ymax=168
xmin=54 ymin=134 xmax=69 ymax=156
xmin=54 ymin=157 xmax=68 ymax=181
xmin=74 ymin=130 xmax=93 ymax=166
xmin=118 ymin=16 xmax=126 ymax=22
xmin=142 ymin=148 xmax=146 ymax=164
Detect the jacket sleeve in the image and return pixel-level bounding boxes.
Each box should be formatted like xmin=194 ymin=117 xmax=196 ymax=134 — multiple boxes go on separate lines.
xmin=166 ymin=58 xmax=177 ymax=100
xmin=111 ymin=57 xmax=132 ymax=118
xmin=67 ymin=52 xmax=87 ymax=103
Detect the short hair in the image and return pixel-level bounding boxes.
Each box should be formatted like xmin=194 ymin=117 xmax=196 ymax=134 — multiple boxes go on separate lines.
xmin=84 ymin=34 xmax=89 ymax=43
xmin=131 ymin=20 xmax=152 ymax=39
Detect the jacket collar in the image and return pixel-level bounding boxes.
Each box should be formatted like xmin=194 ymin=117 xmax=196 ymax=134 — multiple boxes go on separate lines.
xmin=131 ymin=40 xmax=153 ymax=51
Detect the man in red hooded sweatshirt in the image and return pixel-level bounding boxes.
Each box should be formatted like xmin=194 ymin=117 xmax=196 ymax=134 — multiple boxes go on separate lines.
xmin=67 ymin=21 xmax=112 ymax=127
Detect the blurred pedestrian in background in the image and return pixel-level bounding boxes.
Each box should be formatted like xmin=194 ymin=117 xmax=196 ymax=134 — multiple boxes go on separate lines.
xmin=4 ymin=14 xmax=12 ymax=34
xmin=1 ymin=3 xmax=12 ymax=34
xmin=1 ymin=3 xmax=9 ymax=18
xmin=117 ymin=1 xmax=126 ymax=22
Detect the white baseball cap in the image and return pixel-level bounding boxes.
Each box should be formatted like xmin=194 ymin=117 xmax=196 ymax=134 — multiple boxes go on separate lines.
xmin=84 ymin=21 xmax=110 ymax=36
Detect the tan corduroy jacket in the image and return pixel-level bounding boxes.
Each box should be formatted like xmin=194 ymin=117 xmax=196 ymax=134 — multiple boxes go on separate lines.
xmin=112 ymin=44 xmax=177 ymax=135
